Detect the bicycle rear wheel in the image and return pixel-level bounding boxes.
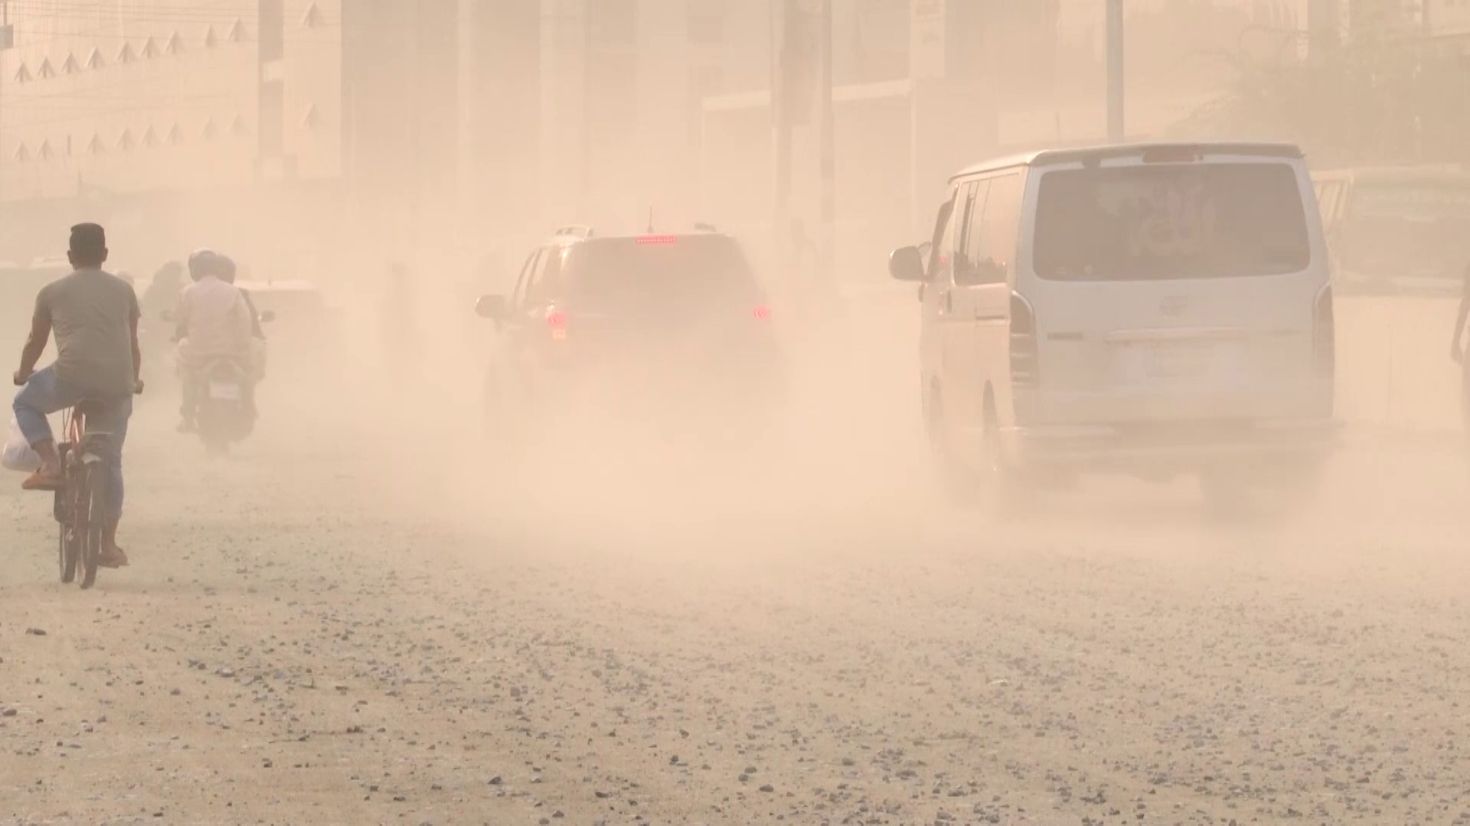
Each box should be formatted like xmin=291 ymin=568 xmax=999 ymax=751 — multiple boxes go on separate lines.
xmin=57 ymin=453 xmax=80 ymax=583
xmin=58 ymin=520 xmax=79 ymax=584
xmin=78 ymin=464 xmax=105 ymax=590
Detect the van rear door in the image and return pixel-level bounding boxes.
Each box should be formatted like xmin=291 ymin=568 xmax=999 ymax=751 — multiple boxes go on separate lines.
xmin=1021 ymin=152 xmax=1331 ymax=424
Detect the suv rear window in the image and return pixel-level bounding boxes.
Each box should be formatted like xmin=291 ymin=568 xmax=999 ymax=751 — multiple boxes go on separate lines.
xmin=1033 ymin=162 xmax=1310 ymax=281
xmin=563 ymin=235 xmax=760 ymax=313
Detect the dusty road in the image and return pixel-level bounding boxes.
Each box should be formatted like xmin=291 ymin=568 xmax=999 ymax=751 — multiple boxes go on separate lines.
xmin=5 ymin=312 xmax=1470 ymax=826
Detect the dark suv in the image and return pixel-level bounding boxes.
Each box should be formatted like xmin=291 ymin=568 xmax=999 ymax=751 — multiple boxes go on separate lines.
xmin=475 ymin=227 xmax=783 ymax=446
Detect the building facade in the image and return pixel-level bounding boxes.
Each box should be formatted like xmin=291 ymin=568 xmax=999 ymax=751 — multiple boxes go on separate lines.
xmin=0 ymin=0 xmax=1347 ymax=284
xmin=0 ymin=0 xmax=344 ymax=269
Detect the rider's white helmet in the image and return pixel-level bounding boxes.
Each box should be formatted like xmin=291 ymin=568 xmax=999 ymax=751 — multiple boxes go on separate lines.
xmin=187 ymin=248 xmax=218 ymax=281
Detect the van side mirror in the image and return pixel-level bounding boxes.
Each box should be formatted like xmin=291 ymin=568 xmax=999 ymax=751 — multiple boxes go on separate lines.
xmin=889 ymin=246 xmax=926 ymax=282
xmin=475 ymin=294 xmax=508 ymax=321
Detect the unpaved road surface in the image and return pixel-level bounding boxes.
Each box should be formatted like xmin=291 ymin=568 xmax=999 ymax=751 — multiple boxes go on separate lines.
xmin=5 ymin=334 xmax=1470 ymax=825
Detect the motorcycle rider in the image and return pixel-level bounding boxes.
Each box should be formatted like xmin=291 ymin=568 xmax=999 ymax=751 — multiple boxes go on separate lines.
xmin=216 ymin=254 xmax=268 ymax=392
xmin=216 ymin=255 xmax=265 ymax=340
xmin=142 ymin=260 xmax=185 ymax=324
xmin=12 ymin=223 xmax=140 ymax=569
xmin=175 ymin=249 xmax=253 ymax=433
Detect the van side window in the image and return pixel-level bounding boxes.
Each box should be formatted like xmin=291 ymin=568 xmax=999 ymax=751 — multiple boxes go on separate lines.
xmin=969 ymin=173 xmax=1023 ymax=285
xmin=952 ymin=180 xmax=983 ymax=284
xmin=524 ymin=247 xmax=562 ymax=306
xmin=926 ymin=190 xmax=957 ymax=280
xmin=931 ymin=186 xmax=966 ymax=283
xmin=512 ymin=249 xmax=543 ymax=309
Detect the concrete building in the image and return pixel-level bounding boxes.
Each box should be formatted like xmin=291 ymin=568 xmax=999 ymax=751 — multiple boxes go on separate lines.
xmin=0 ymin=1 xmax=1339 ymax=286
xmin=0 ymin=0 xmax=345 ymax=271
xmin=1426 ymin=0 xmax=1470 ymax=37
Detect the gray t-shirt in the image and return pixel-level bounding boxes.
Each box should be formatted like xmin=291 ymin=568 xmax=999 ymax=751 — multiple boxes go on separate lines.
xmin=35 ymin=268 xmax=140 ymax=397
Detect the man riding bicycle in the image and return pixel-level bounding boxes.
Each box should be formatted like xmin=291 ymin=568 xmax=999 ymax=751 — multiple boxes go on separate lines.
xmin=12 ymin=224 xmax=141 ymax=569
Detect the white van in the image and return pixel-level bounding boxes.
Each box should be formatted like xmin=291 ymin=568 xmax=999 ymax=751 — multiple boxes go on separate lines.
xmin=890 ymin=143 xmax=1336 ymax=507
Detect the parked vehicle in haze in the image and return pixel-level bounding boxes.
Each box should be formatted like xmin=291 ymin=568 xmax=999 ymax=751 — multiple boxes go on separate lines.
xmin=232 ymin=279 xmax=328 ymax=334
xmin=892 ymin=142 xmax=1336 ymax=511
xmin=1315 ymin=166 xmax=1470 ymax=297
xmin=1314 ymin=166 xmax=1470 ymax=434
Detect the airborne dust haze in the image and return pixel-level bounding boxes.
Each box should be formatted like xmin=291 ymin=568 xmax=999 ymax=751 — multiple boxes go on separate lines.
xmin=2 ymin=2 xmax=1470 ymax=825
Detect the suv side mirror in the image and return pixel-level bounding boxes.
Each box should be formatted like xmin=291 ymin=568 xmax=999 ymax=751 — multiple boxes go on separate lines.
xmin=475 ymin=294 xmax=508 ymax=321
xmin=889 ymin=245 xmax=926 ymax=282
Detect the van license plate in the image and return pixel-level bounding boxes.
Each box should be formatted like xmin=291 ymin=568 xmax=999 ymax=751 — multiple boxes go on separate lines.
xmin=208 ymin=382 xmax=242 ymax=401
xmin=1132 ymin=343 xmax=1216 ymax=381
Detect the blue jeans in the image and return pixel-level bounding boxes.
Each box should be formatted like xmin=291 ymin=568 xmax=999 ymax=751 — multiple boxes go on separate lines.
xmin=13 ymin=366 xmax=131 ymax=524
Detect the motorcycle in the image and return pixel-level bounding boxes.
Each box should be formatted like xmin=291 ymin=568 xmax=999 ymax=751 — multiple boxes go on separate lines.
xmin=195 ymin=357 xmax=254 ymax=454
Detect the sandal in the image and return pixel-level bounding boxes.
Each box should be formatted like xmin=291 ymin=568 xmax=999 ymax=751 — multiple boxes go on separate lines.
xmin=21 ymin=469 xmax=62 ymax=492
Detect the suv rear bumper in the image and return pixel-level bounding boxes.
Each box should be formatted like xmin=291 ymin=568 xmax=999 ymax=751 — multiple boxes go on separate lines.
xmin=1002 ymin=418 xmax=1339 ymax=473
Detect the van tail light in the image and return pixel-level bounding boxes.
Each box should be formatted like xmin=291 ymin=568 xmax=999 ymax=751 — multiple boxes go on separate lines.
xmin=1010 ymin=293 xmax=1039 ymax=388
xmin=752 ymin=304 xmax=772 ymax=321
xmin=1313 ymin=285 xmax=1335 ymax=378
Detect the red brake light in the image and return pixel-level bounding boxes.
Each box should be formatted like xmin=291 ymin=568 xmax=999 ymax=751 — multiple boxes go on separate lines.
xmin=545 ymin=308 xmax=568 ymax=340
xmin=1141 ymin=146 xmax=1201 ymax=163
xmin=753 ymin=304 xmax=772 ymax=321
xmin=636 ymin=235 xmax=678 ymax=246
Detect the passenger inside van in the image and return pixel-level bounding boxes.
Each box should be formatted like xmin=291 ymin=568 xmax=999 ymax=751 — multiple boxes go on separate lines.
xmin=1034 ymin=164 xmax=1309 ymax=281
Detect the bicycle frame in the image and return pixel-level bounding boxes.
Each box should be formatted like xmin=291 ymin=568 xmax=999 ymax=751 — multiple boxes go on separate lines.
xmin=55 ymin=404 xmax=110 ymax=589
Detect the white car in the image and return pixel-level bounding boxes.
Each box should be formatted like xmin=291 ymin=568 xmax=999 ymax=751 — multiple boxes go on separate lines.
xmin=891 ymin=142 xmax=1336 ymax=509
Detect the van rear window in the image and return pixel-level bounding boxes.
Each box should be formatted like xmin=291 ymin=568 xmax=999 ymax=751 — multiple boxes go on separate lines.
xmin=1033 ymin=163 xmax=1310 ymax=281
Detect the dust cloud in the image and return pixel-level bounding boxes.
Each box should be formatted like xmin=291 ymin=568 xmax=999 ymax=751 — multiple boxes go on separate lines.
xmin=4 ymin=3 xmax=1470 ymax=825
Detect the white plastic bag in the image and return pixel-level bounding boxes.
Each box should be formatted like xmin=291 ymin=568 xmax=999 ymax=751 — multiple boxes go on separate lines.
xmin=2 ymin=415 xmax=40 ymax=473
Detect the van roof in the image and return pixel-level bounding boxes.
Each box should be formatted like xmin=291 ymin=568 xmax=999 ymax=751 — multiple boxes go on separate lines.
xmin=950 ymin=141 xmax=1304 ymax=182
xmin=546 ymin=230 xmax=737 ymax=249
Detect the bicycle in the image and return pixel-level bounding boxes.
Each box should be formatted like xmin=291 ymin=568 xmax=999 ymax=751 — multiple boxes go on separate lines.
xmin=53 ymin=402 xmax=114 ymax=589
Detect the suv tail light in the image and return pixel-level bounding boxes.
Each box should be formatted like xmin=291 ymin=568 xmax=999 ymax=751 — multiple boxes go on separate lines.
xmin=546 ymin=307 xmax=569 ymax=340
xmin=1313 ymin=285 xmax=1334 ymax=378
xmin=1010 ymin=293 xmax=1039 ymax=388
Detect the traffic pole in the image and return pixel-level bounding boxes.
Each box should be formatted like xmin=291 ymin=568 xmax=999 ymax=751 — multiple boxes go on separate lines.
xmin=772 ymin=0 xmax=793 ymax=287
xmin=817 ymin=0 xmax=834 ymax=293
xmin=1106 ymin=0 xmax=1124 ymax=142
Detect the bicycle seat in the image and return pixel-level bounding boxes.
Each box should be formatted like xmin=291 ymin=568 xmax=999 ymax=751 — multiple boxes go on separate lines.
xmin=72 ymin=401 xmax=116 ymax=439
xmin=77 ymin=426 xmax=111 ymax=452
